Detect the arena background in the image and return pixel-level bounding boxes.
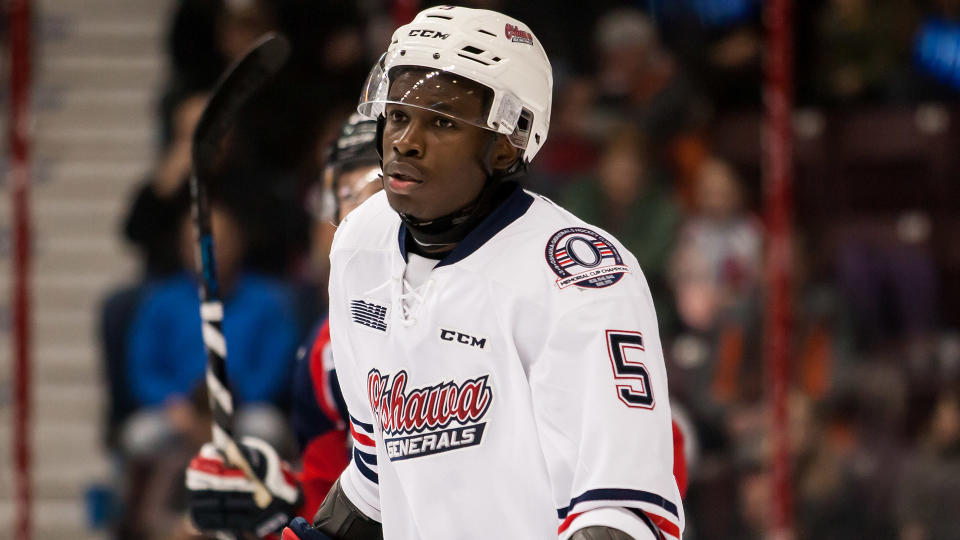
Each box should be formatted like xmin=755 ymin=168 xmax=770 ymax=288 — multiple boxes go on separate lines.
xmin=2 ymin=0 xmax=959 ymax=539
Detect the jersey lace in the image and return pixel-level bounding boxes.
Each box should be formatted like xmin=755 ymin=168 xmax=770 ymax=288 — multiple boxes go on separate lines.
xmin=397 ymin=253 xmax=438 ymax=326
xmin=398 ymin=275 xmax=433 ymax=326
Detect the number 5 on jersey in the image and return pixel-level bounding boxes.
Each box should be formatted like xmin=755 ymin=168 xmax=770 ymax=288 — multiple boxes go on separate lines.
xmin=605 ymin=330 xmax=655 ymax=409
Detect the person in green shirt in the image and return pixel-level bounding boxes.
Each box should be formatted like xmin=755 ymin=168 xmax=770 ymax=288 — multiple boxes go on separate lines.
xmin=561 ymin=124 xmax=682 ymax=332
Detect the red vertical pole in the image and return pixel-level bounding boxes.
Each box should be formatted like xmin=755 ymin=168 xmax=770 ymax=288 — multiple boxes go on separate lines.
xmin=763 ymin=0 xmax=794 ymax=537
xmin=8 ymin=0 xmax=33 ymax=539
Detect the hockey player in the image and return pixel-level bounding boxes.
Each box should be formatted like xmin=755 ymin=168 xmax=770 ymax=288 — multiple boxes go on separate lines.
xmin=185 ymin=115 xmax=381 ymax=537
xmin=190 ymin=6 xmax=684 ymax=540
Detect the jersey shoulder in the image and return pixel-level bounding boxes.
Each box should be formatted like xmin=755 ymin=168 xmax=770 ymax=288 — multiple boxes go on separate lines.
xmin=330 ymin=190 xmax=398 ymax=254
xmin=482 ymin=191 xmax=647 ymax=301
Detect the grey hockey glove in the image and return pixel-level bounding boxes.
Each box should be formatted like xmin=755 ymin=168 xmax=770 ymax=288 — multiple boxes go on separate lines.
xmin=187 ymin=436 xmax=303 ymax=537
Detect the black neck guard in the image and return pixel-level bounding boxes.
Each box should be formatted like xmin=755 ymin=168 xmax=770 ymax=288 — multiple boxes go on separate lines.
xmin=401 ymin=179 xmax=518 ymax=254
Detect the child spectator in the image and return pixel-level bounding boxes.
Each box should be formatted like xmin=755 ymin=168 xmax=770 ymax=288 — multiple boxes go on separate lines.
xmin=671 ymin=157 xmax=763 ymax=333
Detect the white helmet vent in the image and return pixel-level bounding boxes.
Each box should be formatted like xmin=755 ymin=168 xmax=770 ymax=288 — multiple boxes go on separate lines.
xmin=458 ymin=54 xmax=490 ymax=66
xmin=457 ymin=45 xmax=502 ymax=67
xmin=426 ymin=14 xmax=452 ymax=20
xmin=477 ymin=28 xmax=496 ymax=37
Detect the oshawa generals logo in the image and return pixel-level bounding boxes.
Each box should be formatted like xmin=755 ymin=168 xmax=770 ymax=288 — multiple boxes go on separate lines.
xmin=546 ymin=227 xmax=631 ymax=289
xmin=367 ymin=369 xmax=492 ymax=461
xmin=504 ymin=23 xmax=533 ymax=45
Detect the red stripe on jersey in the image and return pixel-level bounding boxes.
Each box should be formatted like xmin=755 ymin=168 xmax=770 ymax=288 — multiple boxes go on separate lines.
xmin=309 ymin=321 xmax=342 ymax=426
xmin=645 ymin=511 xmax=680 ymax=538
xmin=189 ymin=456 xmax=247 ymax=478
xmin=557 ymin=508 xmax=680 ymax=538
xmin=350 ymin=421 xmax=376 ymax=447
xmin=557 ymin=511 xmax=584 ymax=534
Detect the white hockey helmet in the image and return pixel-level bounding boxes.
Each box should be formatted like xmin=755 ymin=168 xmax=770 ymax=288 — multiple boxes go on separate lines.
xmin=358 ymin=5 xmax=553 ymax=164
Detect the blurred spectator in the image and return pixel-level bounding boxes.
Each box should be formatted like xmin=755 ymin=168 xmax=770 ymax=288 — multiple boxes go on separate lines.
xmin=898 ymin=391 xmax=960 ymax=540
xmin=671 ymin=157 xmax=763 ymax=334
xmin=668 ymin=157 xmax=763 ymax=413
xmin=911 ymin=0 xmax=960 ymax=100
xmin=834 ymin=215 xmax=938 ymax=357
xmin=591 ymin=8 xmax=711 ymax=184
xmin=208 ymin=1 xmax=373 ymax=278
xmin=100 ymin=93 xmax=208 ymax=454
xmin=652 ymin=0 xmax=765 ymax=109
xmin=117 ymin=196 xmax=300 ymax=537
xmin=526 ymin=76 xmax=600 ymax=197
xmin=124 ymin=93 xmax=207 ymax=279
xmin=561 ymin=124 xmax=681 ymax=331
xmin=217 ymin=0 xmax=277 ymax=62
xmin=813 ymin=0 xmax=918 ymax=104
xmin=125 ymin=199 xmax=299 ymax=417
xmin=796 ymin=391 xmax=875 ymax=539
xmin=160 ymin=0 xmax=227 ymax=150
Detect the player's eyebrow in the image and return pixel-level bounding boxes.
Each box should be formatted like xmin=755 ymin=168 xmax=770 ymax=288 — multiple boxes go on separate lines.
xmin=428 ymin=101 xmax=458 ymax=114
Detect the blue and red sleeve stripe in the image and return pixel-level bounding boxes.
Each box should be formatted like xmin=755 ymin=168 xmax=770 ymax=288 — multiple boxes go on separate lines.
xmin=557 ymin=488 xmax=680 ymax=539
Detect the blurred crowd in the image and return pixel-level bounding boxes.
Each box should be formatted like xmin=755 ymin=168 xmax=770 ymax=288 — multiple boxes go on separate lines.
xmin=95 ymin=1 xmax=960 ymax=539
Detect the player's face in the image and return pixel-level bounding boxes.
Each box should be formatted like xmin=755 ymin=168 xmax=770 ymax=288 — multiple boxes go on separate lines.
xmin=336 ymin=164 xmax=382 ymax=219
xmin=380 ymin=71 xmax=494 ymax=220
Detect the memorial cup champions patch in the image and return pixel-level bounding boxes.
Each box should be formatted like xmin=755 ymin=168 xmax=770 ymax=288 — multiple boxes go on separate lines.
xmin=545 ymin=227 xmax=631 ymax=289
xmin=368 ymin=369 xmax=492 ymax=461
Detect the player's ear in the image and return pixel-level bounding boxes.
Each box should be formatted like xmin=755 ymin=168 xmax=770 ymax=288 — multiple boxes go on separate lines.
xmin=489 ymin=134 xmax=522 ymax=173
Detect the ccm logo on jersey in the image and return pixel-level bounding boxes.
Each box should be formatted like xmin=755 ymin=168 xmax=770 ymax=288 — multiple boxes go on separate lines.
xmin=368 ymin=369 xmax=492 ymax=461
xmin=545 ymin=227 xmax=631 ymax=289
xmin=439 ymin=328 xmax=487 ymax=350
xmin=408 ymin=29 xmax=449 ymax=39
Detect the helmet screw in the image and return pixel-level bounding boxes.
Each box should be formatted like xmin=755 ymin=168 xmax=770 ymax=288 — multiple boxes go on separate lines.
xmin=400 ymin=50 xmax=406 ymax=56
xmin=433 ymin=53 xmax=440 ymax=59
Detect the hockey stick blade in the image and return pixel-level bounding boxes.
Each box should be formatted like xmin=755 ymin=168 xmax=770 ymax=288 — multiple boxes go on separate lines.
xmin=192 ymin=32 xmax=291 ymax=177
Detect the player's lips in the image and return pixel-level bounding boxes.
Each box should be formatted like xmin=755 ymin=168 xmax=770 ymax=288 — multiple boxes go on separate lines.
xmin=384 ymin=163 xmax=425 ymax=194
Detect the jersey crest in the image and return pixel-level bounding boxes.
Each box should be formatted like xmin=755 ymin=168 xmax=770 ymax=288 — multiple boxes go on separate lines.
xmin=545 ymin=227 xmax=630 ymax=289
xmin=367 ymin=369 xmax=492 ymax=461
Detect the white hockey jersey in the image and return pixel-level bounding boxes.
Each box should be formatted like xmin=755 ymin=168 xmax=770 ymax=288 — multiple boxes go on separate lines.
xmin=327 ymin=186 xmax=684 ymax=540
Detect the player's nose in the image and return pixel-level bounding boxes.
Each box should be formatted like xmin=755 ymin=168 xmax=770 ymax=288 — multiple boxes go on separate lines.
xmin=392 ymin=120 xmax=425 ymax=158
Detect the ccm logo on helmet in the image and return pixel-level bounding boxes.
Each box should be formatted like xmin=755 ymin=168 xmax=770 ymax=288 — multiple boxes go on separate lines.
xmin=408 ymin=29 xmax=449 ymax=40
xmin=504 ymin=23 xmax=533 ymax=45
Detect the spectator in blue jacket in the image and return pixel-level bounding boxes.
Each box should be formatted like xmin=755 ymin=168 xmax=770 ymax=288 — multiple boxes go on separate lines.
xmin=122 ymin=196 xmax=299 ymax=462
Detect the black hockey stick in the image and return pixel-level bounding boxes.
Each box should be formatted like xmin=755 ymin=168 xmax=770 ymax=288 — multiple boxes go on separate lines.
xmin=189 ymin=33 xmax=291 ymax=509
